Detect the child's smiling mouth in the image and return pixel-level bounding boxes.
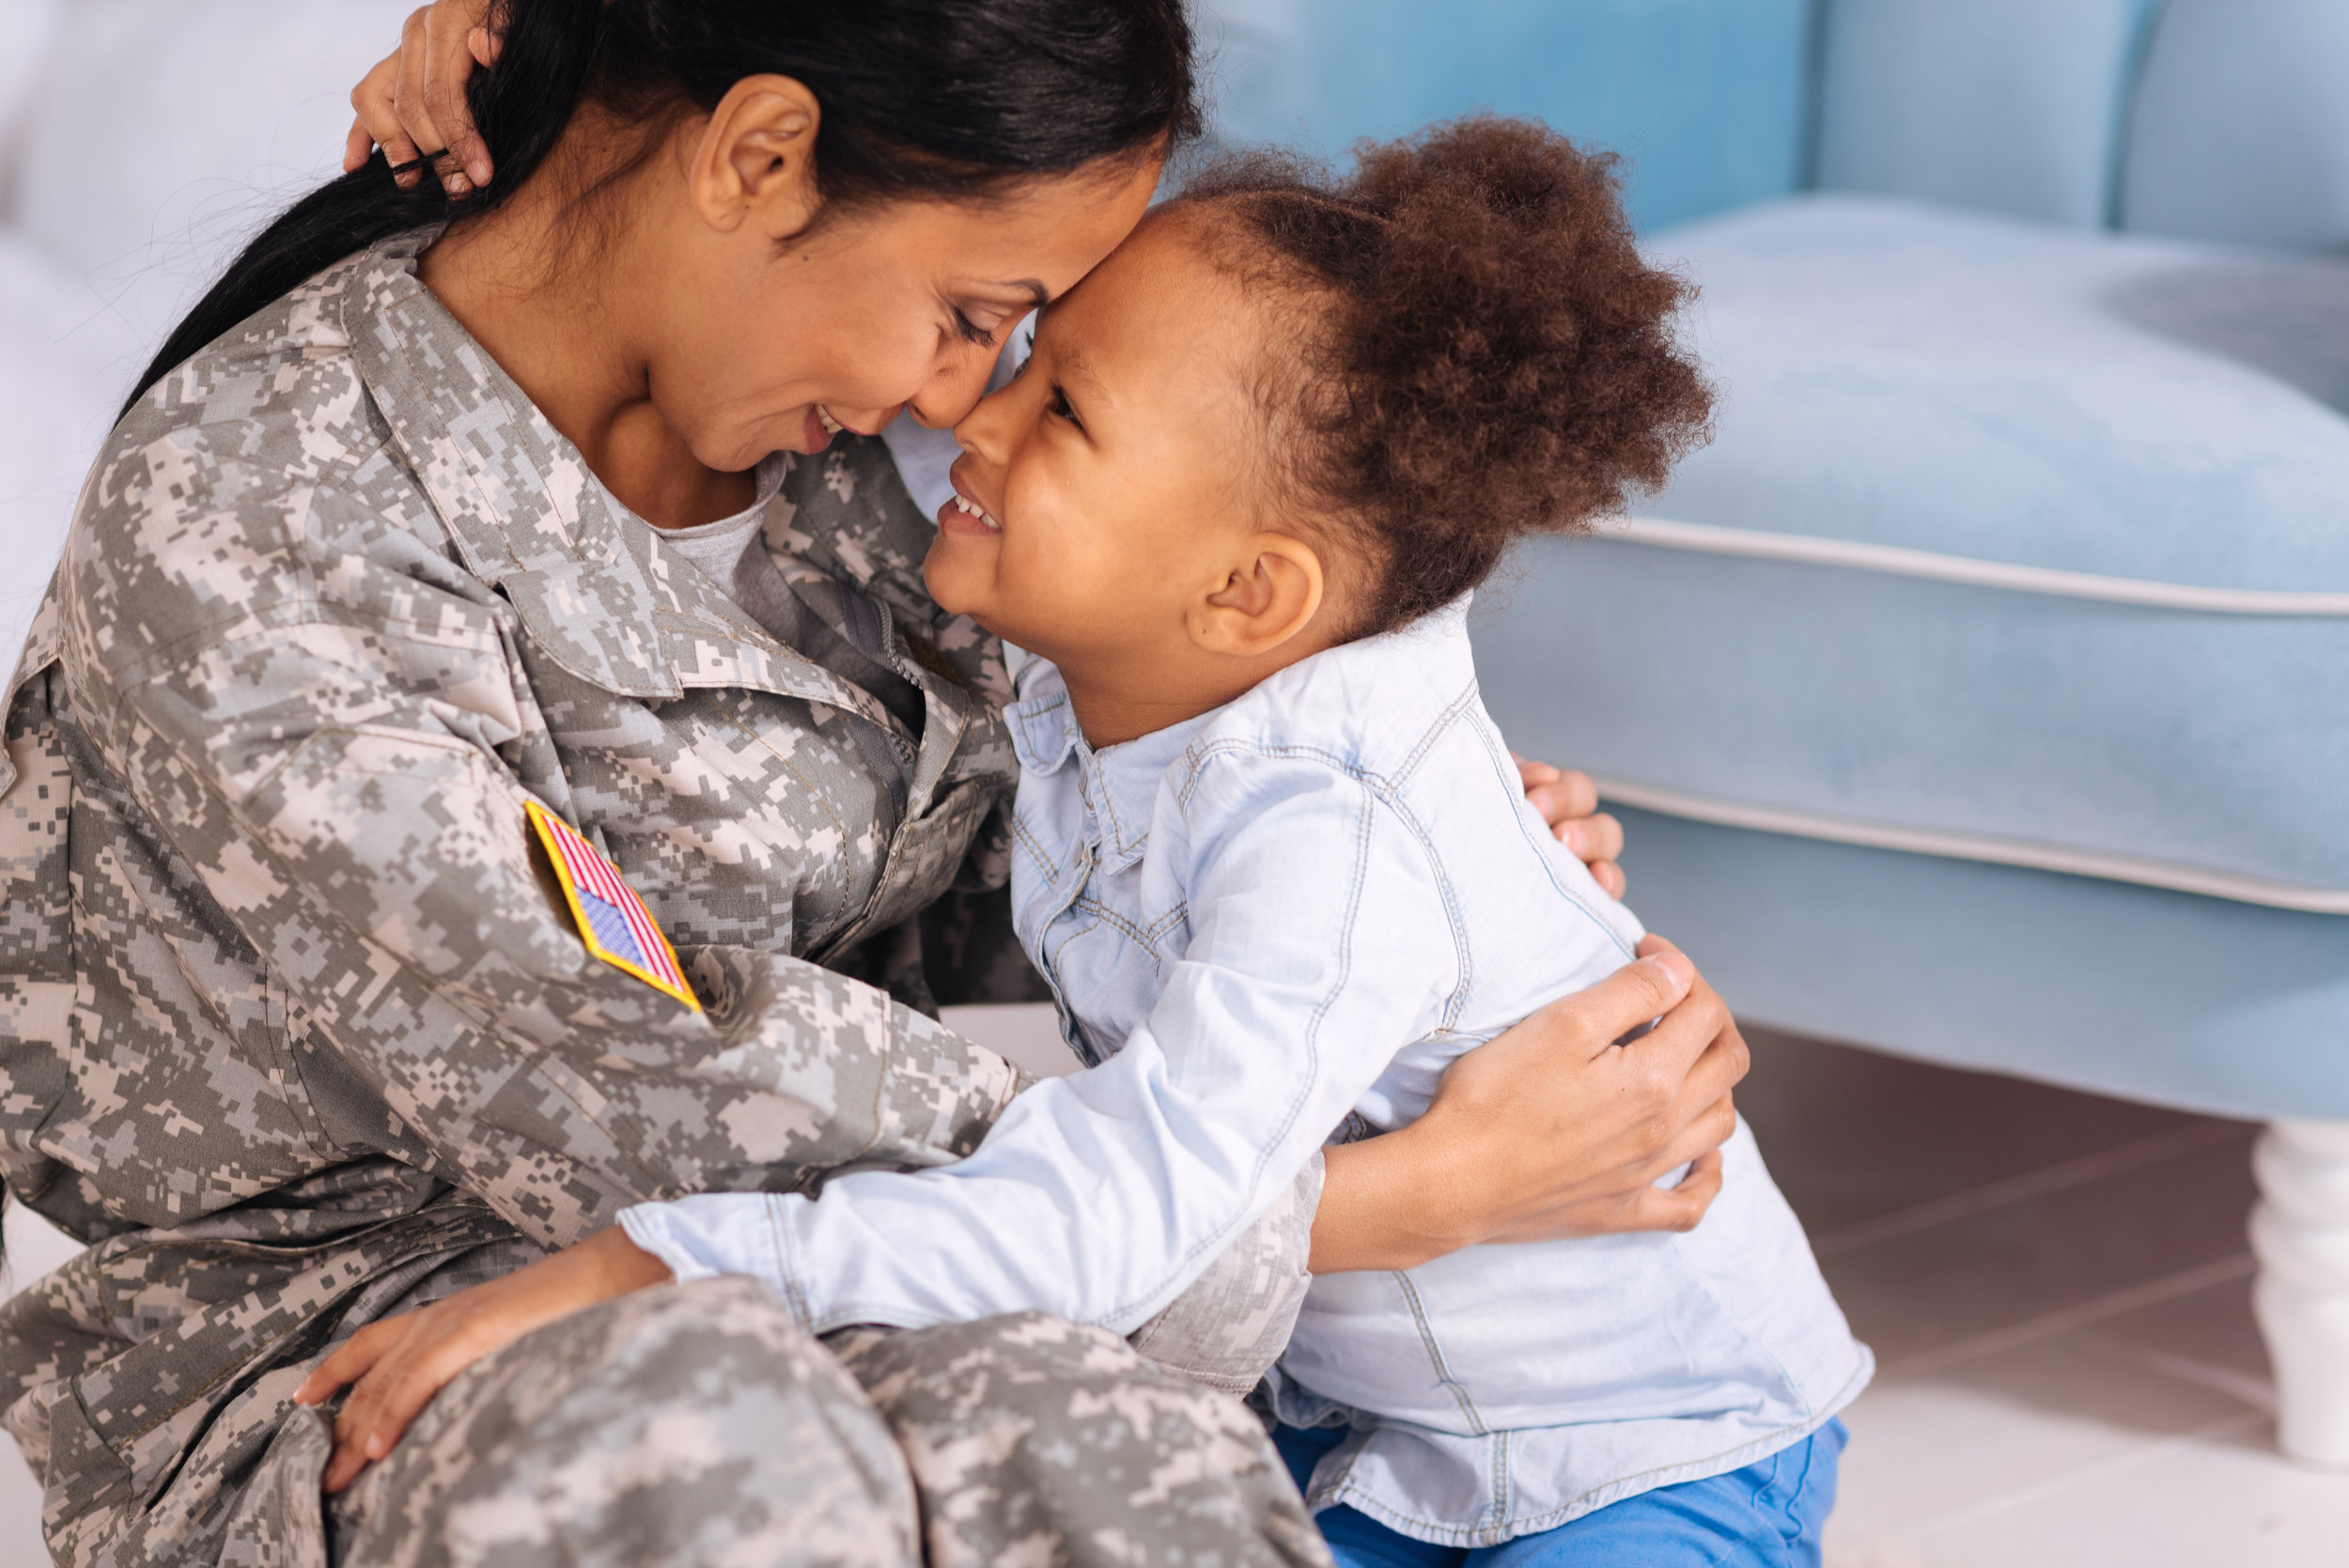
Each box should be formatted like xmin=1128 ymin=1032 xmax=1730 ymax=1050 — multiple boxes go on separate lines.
xmin=941 ymin=464 xmax=1004 ymax=535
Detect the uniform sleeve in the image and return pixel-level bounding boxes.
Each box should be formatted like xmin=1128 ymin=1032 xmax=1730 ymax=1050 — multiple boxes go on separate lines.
xmin=62 ymin=440 xmax=1023 ymax=1250
xmin=620 ymin=752 xmax=1457 ymax=1334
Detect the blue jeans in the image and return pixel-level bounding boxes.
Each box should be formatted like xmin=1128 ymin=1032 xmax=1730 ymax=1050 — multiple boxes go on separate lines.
xmin=1275 ymin=1421 xmax=1846 ymax=1568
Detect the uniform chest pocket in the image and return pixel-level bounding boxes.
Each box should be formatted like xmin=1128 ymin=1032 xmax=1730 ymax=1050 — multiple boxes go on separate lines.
xmin=817 ymin=779 xmax=991 ymax=963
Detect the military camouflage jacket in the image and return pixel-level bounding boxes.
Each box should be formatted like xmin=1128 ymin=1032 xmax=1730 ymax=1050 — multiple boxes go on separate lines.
xmin=0 ymin=233 xmax=1030 ymax=1562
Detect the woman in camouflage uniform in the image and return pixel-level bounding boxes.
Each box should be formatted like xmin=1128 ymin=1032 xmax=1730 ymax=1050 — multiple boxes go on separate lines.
xmin=0 ymin=3 xmax=1747 ymax=1564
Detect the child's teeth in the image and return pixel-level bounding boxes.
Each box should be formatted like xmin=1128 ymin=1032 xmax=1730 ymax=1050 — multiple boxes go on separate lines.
xmin=816 ymin=406 xmax=844 ymax=434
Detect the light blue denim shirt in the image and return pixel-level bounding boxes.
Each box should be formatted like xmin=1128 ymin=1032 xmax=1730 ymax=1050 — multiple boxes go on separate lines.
xmin=623 ymin=599 xmax=1870 ymax=1545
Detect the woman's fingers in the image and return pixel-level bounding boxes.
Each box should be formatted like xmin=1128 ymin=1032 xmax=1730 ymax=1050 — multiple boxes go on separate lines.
xmin=1532 ymin=943 xmax=1697 ymax=1066
xmin=324 ymin=1324 xmax=477 ymax=1492
xmin=306 ymin=1230 xmax=673 ymax=1491
xmin=1631 ymin=1148 xmax=1725 ymax=1233
xmin=315 ymin=1314 xmax=433 ymax=1491
xmin=1514 ymin=760 xmax=1601 ymax=831
xmin=1646 ymin=974 xmax=1751 ymax=1126
xmin=1551 ymin=808 xmax=1622 ymax=862
xmin=1658 ymin=1092 xmax=1739 ymax=1179
xmin=294 ymin=1315 xmax=404 ymax=1405
xmin=1506 ymin=760 xmax=1626 ymax=891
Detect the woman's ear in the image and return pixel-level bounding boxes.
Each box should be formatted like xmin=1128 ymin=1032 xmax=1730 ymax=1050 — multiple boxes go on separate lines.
xmin=1190 ymin=535 xmax=1327 ymax=658
xmin=688 ymin=74 xmax=824 ymax=239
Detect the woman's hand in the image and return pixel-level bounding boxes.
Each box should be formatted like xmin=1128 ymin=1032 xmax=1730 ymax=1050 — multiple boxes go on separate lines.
xmin=344 ymin=0 xmax=502 ymax=196
xmin=1311 ymin=936 xmax=1745 ymax=1273
xmin=293 ymin=1226 xmax=672 ymax=1493
xmin=1514 ymin=753 xmax=1626 ymax=897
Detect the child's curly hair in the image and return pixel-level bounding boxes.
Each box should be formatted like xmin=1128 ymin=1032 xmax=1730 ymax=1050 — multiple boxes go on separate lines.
xmin=1172 ymin=117 xmax=1713 ymax=638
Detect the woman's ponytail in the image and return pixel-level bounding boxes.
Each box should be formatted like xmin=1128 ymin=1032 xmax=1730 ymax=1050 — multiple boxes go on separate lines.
xmin=122 ymin=0 xmax=606 ymax=417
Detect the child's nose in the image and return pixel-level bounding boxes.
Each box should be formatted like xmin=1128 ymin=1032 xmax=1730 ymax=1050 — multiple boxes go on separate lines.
xmin=950 ymin=383 xmax=1021 ymax=466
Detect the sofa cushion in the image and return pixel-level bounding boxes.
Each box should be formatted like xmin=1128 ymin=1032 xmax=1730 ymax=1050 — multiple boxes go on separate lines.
xmin=10 ymin=0 xmax=412 ymax=351
xmin=2122 ymin=0 xmax=2349 ymax=253
xmin=1473 ymin=195 xmax=2349 ymax=906
xmin=1195 ymin=0 xmax=1812 ymax=232
xmin=1813 ymin=0 xmax=2162 ymax=227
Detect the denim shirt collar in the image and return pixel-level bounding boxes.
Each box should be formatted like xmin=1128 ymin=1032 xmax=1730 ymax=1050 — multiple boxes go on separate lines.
xmin=1007 ymin=661 xmax=1216 ymax=873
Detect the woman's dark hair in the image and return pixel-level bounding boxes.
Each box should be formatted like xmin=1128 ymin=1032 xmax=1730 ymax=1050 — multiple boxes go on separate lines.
xmin=125 ymin=0 xmax=1198 ymax=415
xmin=1172 ymin=117 xmax=1713 ymax=639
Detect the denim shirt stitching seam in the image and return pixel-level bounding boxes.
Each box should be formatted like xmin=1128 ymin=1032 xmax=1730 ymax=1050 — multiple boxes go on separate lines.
xmin=1068 ymin=893 xmax=1169 ymax=954
xmin=1466 ymin=708 xmax=1641 ymax=961
xmin=1390 ymin=1268 xmax=1491 ymax=1436
xmin=1359 ymin=761 xmax=1477 ymax=1034
xmin=1081 ymin=760 xmax=1378 ymax=1328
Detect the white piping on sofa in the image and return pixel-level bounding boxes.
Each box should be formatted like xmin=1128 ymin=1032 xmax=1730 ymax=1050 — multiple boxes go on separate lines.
xmin=1592 ymin=774 xmax=2349 ymax=915
xmin=1606 ymin=517 xmax=2349 ymax=616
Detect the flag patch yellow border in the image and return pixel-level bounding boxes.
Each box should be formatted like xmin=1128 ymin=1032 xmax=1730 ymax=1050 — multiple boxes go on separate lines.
xmin=525 ymin=799 xmax=702 ymax=1012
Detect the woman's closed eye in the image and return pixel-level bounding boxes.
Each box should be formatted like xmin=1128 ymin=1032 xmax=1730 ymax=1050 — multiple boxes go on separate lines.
xmin=951 ymin=307 xmax=999 ymax=348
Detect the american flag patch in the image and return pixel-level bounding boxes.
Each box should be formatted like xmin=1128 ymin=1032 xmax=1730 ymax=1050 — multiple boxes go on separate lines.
xmin=524 ymin=800 xmax=701 ymax=1012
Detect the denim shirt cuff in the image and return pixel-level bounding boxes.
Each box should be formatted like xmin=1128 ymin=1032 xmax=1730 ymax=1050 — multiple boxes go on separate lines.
xmin=617 ymin=1195 xmax=810 ymax=1329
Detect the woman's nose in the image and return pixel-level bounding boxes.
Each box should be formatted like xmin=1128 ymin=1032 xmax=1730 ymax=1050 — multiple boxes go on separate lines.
xmin=907 ymin=341 xmax=1002 ymax=430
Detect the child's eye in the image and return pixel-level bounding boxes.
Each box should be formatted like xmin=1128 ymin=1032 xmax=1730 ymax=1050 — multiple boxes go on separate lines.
xmin=1049 ymin=386 xmax=1081 ymax=428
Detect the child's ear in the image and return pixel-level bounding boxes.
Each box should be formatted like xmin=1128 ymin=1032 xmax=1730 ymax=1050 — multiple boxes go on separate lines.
xmin=1190 ymin=535 xmax=1326 ymax=658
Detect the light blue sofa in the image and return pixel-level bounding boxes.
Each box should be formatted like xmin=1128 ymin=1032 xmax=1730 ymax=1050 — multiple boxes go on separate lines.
xmin=1198 ymin=0 xmax=2349 ymax=1460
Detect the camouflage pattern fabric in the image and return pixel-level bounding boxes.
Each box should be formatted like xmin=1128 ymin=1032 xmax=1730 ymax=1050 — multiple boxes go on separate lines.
xmin=325 ymin=1279 xmax=921 ymax=1568
xmin=831 ymin=1312 xmax=1328 ymax=1568
xmin=1128 ymin=1155 xmax=1323 ymax=1399
xmin=0 ymin=232 xmax=1317 ymax=1566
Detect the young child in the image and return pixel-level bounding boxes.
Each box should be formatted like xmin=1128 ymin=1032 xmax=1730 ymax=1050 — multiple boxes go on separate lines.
xmin=629 ymin=120 xmax=1870 ymax=1564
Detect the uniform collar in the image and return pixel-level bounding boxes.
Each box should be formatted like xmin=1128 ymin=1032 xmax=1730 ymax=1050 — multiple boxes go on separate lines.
xmin=1007 ymin=660 xmax=1217 ymax=873
xmin=335 ymin=231 xmax=893 ymax=727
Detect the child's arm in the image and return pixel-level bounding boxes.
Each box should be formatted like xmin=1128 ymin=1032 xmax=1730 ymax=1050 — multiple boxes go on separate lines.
xmin=620 ymin=753 xmax=1455 ymax=1335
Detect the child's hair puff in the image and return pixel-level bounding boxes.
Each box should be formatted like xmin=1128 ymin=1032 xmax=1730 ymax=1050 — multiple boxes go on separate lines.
xmin=1174 ymin=116 xmax=1713 ymax=638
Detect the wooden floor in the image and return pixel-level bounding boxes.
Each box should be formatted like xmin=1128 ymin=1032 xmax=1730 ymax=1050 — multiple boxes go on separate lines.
xmin=7 ymin=1016 xmax=2346 ymax=1565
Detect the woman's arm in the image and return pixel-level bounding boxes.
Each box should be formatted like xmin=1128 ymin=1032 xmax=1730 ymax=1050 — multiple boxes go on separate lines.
xmin=1312 ymin=935 xmax=1740 ymax=1271
xmin=69 ymin=429 xmax=1022 ymax=1250
xmin=296 ymin=934 xmax=1739 ymax=1485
